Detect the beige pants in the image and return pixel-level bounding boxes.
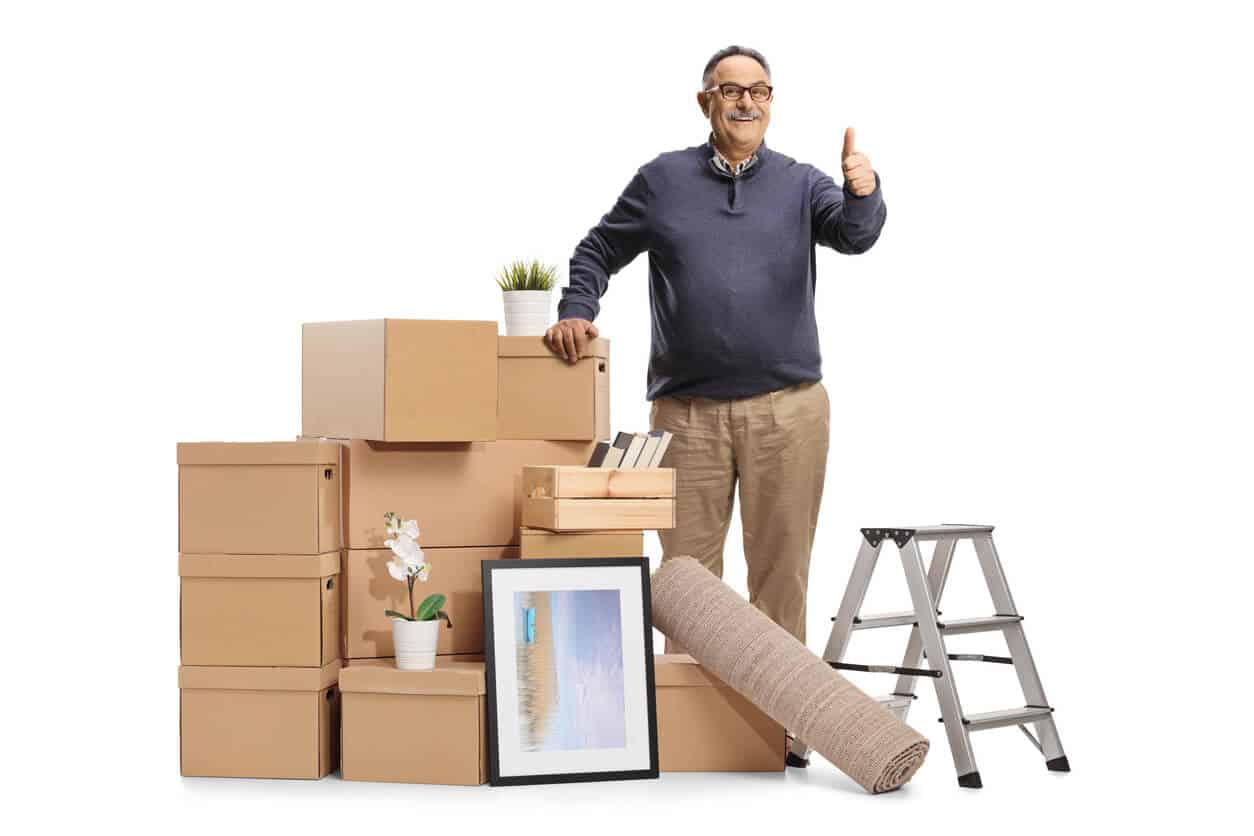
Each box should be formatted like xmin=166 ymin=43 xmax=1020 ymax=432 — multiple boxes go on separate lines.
xmin=651 ymin=380 xmax=830 ymax=649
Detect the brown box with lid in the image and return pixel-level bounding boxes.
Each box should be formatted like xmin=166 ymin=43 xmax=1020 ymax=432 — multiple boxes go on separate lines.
xmin=179 ymin=661 xmax=341 ymax=779
xmin=177 ymin=441 xmax=341 ymax=555
xmin=497 ymin=336 xmax=610 ymax=440
xmin=654 ymin=654 xmax=785 ymax=772
xmin=179 ymin=552 xmax=341 ymax=667
xmin=339 ymin=659 xmax=487 ymax=785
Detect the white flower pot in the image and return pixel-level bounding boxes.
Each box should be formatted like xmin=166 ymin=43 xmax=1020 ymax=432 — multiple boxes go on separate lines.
xmin=392 ymin=618 xmax=440 ymax=670
xmin=503 ymin=289 xmax=552 ymax=337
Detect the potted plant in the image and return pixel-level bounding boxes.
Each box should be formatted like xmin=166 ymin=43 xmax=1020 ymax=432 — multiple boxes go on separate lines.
xmin=497 ymin=259 xmax=557 ymax=336
xmin=382 ymin=511 xmax=452 ymax=670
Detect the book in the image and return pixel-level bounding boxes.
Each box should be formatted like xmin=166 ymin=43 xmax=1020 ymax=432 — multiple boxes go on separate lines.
xmin=601 ymin=431 xmax=634 ymax=468
xmin=645 ymin=430 xmax=673 ymax=467
xmin=635 ymin=429 xmax=665 ymax=468
xmin=620 ymin=433 xmax=648 ymax=468
xmin=586 ymin=441 xmax=611 ymax=467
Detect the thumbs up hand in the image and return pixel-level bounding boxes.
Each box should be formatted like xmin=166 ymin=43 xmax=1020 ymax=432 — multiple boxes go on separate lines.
xmin=841 ymin=127 xmax=877 ymax=197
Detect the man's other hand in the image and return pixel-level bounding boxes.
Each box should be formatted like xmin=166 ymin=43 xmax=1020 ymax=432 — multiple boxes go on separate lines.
xmin=544 ymin=318 xmax=600 ymax=364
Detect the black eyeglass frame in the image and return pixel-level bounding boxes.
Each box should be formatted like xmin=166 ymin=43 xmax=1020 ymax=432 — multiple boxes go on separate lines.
xmin=703 ymin=82 xmax=774 ymax=103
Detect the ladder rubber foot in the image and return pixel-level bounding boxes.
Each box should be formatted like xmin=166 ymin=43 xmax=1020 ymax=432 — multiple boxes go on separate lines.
xmin=957 ymin=771 xmax=983 ymax=789
xmin=785 ymin=753 xmax=810 ymax=768
xmin=1046 ymin=755 xmax=1071 ymax=773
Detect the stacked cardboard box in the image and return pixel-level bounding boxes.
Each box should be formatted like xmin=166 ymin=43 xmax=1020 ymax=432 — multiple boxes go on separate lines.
xmin=177 ymin=440 xmax=343 ymax=779
xmin=301 ymin=323 xmax=606 ymax=666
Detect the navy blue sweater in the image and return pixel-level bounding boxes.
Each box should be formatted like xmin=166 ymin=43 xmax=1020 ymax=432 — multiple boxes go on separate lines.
xmin=559 ymin=139 xmax=886 ymax=400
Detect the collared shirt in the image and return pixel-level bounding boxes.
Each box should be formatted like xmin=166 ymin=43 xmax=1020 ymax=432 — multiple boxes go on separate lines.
xmin=709 ymin=133 xmax=760 ymax=177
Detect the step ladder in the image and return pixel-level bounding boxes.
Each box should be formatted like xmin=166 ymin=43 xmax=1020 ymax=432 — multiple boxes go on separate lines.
xmin=788 ymin=524 xmax=1070 ymax=788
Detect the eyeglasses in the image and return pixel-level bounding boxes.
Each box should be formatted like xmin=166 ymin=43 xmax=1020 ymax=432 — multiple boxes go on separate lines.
xmin=704 ymin=83 xmax=774 ymax=103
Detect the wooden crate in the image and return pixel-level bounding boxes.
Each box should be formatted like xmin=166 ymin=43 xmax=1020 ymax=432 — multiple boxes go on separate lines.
xmin=522 ymin=465 xmax=675 ymax=499
xmin=522 ymin=497 xmax=675 ymax=532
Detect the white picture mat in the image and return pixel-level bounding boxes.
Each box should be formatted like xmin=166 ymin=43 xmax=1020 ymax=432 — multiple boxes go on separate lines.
xmin=488 ymin=565 xmax=651 ymax=778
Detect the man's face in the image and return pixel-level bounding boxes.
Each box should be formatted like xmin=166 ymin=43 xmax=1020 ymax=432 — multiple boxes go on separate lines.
xmin=698 ymin=55 xmax=772 ymax=153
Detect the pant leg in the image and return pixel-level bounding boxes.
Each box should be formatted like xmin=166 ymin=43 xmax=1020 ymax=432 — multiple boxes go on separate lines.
xmin=734 ymin=380 xmax=830 ymax=645
xmin=651 ymin=394 xmax=736 ymax=654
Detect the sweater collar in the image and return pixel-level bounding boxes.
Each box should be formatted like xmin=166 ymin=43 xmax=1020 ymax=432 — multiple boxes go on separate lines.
xmin=705 ymin=133 xmax=770 ymax=178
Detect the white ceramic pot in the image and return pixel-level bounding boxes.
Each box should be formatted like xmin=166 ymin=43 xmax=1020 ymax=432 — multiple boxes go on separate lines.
xmin=503 ymin=289 xmax=552 ymax=337
xmin=392 ymin=618 xmax=440 ymax=670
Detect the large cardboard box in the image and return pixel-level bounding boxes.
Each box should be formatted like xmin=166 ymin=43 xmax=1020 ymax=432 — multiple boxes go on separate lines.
xmin=180 ymin=553 xmax=340 ymax=667
xmin=498 ymin=336 xmax=610 ymax=440
xmin=522 ymin=497 xmax=676 ymax=532
xmin=340 ymin=659 xmax=486 ymax=785
xmin=179 ymin=661 xmax=341 ymax=779
xmin=302 ymin=319 xmax=498 ymax=442
xmin=328 ymin=438 xmax=598 ymax=549
xmin=178 ymin=441 xmax=341 ymax=555
xmin=344 ymin=545 xmax=517 ymax=659
xmin=654 ymin=654 xmax=785 ymax=772
xmin=519 ymin=527 xmax=645 ymax=559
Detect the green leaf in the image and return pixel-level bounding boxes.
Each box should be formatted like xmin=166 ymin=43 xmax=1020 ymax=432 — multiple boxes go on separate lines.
xmin=495 ymin=258 xmax=557 ymax=291
xmin=437 ymin=610 xmax=453 ymax=628
xmin=385 ymin=609 xmax=414 ymax=621
xmin=415 ymin=593 xmax=447 ymax=621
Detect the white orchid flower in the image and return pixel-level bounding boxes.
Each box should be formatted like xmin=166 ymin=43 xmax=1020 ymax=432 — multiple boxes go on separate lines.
xmin=399 ymin=519 xmax=420 ymax=539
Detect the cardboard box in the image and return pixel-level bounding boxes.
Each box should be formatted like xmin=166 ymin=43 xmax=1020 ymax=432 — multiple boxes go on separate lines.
xmin=519 ymin=527 xmax=645 ymax=559
xmin=523 ymin=465 xmax=675 ymax=499
xmin=498 ymin=336 xmax=610 ymax=440
xmin=522 ymin=497 xmax=676 ymax=532
xmin=339 ymin=659 xmax=486 ymax=785
xmin=178 ymin=441 xmax=341 ymax=555
xmin=344 ymin=545 xmax=517 ymax=659
xmin=654 ymin=654 xmax=785 ymax=772
xmin=180 ymin=553 xmax=340 ymax=667
xmin=327 ymin=438 xmax=598 ymax=549
xmin=302 ymin=319 xmax=498 ymax=442
xmin=179 ymin=661 xmax=341 ymax=779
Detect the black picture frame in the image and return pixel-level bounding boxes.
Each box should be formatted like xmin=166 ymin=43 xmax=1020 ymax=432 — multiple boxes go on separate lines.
xmin=481 ymin=557 xmax=659 ymax=786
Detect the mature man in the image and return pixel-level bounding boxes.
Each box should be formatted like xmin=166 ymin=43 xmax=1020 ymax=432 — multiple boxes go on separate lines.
xmin=545 ymin=45 xmax=885 ymax=651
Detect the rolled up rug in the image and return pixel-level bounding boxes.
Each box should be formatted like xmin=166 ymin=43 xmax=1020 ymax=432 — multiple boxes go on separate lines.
xmin=651 ymin=556 xmax=929 ymax=793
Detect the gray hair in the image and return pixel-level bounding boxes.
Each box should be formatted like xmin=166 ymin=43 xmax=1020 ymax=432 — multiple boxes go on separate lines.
xmin=701 ymin=45 xmax=771 ymax=89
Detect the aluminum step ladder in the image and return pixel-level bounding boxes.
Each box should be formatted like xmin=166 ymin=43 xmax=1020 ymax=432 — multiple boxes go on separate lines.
xmin=787 ymin=524 xmax=1070 ymax=788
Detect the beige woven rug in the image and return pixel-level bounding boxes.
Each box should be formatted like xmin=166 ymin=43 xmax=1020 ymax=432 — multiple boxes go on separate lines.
xmin=651 ymin=556 xmax=930 ymax=793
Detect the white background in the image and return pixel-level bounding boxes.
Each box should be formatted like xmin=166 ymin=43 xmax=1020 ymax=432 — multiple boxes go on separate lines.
xmin=3 ymin=0 xmax=1251 ymax=831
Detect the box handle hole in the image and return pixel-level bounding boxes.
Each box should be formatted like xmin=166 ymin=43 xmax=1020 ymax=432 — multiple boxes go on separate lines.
xmin=324 ymin=468 xmax=333 ymax=480
xmin=326 ymin=578 xmax=334 ymax=590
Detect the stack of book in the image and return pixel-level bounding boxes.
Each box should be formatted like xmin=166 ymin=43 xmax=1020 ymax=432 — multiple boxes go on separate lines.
xmin=586 ymin=429 xmax=673 ymax=469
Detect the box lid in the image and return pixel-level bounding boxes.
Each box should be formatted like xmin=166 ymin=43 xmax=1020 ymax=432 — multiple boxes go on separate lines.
xmin=179 ymin=660 xmax=341 ymax=692
xmin=498 ymin=336 xmax=610 ymax=360
xmin=653 ymin=654 xmax=727 ymax=688
xmin=338 ymin=659 xmax=485 ymax=696
xmin=179 ymin=552 xmax=340 ymax=579
xmin=177 ymin=440 xmax=341 ymax=466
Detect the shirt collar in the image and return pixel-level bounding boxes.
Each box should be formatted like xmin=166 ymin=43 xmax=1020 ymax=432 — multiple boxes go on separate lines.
xmin=708 ymin=132 xmax=761 ymax=177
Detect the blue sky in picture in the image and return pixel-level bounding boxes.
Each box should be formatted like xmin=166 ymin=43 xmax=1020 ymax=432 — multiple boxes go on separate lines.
xmin=546 ymin=589 xmax=626 ymax=750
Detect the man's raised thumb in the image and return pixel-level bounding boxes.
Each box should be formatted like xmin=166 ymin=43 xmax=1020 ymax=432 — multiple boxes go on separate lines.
xmin=842 ymin=127 xmax=856 ymax=161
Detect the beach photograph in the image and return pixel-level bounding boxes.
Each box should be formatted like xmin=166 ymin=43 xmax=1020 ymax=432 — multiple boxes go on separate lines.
xmin=514 ymin=589 xmax=627 ymax=752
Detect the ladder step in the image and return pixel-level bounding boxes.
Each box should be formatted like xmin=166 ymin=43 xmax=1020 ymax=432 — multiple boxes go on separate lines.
xmin=829 ymin=661 xmax=941 ymax=678
xmin=950 ymin=705 xmax=1055 ymax=732
xmin=923 ymin=652 xmax=1015 ymax=665
xmin=910 ymin=524 xmax=994 ymax=540
xmin=848 ymin=611 xmax=920 ymax=629
xmin=937 ymin=615 xmax=1023 ymax=635
xmin=876 ymin=694 xmax=916 ymax=713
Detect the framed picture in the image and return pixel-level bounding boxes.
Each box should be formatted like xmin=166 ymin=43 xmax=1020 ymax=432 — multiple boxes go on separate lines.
xmin=481 ymin=557 xmax=659 ymax=786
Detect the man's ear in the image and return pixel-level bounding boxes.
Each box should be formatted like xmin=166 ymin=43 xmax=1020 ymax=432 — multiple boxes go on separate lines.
xmin=696 ymin=90 xmax=710 ymax=118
